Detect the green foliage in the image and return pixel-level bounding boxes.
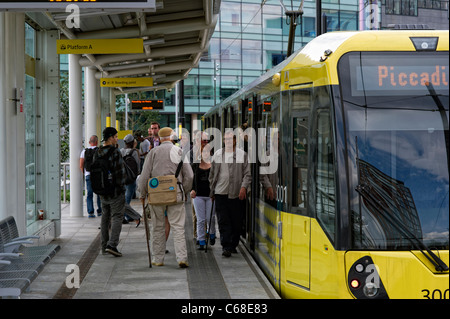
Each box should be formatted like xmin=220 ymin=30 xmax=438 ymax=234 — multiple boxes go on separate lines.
xmin=116 ymin=92 xmax=161 ymax=135
xmin=59 ymin=72 xmax=70 ymax=163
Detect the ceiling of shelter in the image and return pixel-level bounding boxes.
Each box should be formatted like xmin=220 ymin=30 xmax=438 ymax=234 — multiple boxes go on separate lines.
xmin=25 ymin=0 xmax=220 ymax=94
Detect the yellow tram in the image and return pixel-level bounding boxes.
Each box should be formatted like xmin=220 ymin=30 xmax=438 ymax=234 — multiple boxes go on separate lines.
xmin=203 ymin=30 xmax=449 ymax=299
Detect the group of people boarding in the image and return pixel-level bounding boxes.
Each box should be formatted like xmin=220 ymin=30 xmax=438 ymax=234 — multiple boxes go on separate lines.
xmin=80 ymin=123 xmax=273 ymax=267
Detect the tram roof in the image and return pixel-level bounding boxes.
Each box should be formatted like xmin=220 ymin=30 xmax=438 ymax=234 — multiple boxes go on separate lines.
xmin=204 ymin=30 xmax=449 ymax=119
xmin=23 ymin=0 xmax=219 ymax=94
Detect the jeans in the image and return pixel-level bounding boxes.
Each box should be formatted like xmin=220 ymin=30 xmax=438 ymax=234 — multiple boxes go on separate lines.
xmin=86 ymin=175 xmax=102 ymax=215
xmin=124 ymin=181 xmax=137 ymax=221
xmin=100 ymin=193 xmax=125 ymax=249
xmin=193 ymin=196 xmax=216 ymax=243
xmin=125 ymin=181 xmax=136 ymax=204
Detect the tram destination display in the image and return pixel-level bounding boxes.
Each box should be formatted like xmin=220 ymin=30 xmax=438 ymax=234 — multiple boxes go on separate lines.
xmin=131 ymin=100 xmax=164 ymax=111
xmin=346 ymin=52 xmax=448 ymax=96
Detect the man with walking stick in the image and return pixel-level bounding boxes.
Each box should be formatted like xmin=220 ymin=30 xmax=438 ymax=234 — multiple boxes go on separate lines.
xmin=138 ymin=127 xmax=193 ymax=268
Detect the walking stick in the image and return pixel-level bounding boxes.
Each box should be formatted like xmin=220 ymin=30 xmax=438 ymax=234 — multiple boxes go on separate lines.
xmin=205 ymin=201 xmax=214 ymax=253
xmin=142 ymin=199 xmax=152 ymax=268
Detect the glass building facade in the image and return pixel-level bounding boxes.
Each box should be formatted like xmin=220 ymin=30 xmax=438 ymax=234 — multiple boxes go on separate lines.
xmin=60 ymin=0 xmax=361 ymax=131
xmin=184 ymin=0 xmax=360 ymax=123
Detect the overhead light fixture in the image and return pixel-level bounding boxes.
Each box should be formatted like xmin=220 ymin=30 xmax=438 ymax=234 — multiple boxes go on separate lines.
xmin=143 ymin=38 xmax=165 ymax=46
xmin=102 ymin=59 xmax=165 ymax=71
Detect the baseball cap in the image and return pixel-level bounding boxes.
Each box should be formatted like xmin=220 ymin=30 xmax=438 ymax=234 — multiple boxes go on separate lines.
xmin=102 ymin=127 xmax=118 ymax=142
xmin=123 ymin=134 xmax=134 ymax=144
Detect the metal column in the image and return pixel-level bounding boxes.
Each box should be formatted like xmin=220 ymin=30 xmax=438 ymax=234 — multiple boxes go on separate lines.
xmin=69 ymin=54 xmax=83 ymax=217
xmin=85 ymin=66 xmax=98 ymax=145
xmin=0 ymin=13 xmax=7 ymax=220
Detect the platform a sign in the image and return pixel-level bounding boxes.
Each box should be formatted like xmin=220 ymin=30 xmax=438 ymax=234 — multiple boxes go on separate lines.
xmin=57 ymin=39 xmax=143 ymax=54
xmin=100 ymin=77 xmax=154 ymax=88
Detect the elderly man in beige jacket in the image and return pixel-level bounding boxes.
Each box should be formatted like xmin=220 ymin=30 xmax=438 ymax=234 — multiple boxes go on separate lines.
xmin=138 ymin=127 xmax=193 ymax=268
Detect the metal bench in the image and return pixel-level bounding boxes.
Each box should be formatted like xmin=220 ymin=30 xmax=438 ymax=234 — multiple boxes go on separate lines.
xmin=1 ymin=216 xmax=60 ymax=262
xmin=0 ymin=216 xmax=60 ymax=298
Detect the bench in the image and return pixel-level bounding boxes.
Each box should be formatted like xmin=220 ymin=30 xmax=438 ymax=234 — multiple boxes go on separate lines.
xmin=0 ymin=216 xmax=60 ymax=298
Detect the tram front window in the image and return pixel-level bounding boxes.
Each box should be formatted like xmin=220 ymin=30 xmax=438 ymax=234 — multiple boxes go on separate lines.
xmin=339 ymin=51 xmax=449 ymax=250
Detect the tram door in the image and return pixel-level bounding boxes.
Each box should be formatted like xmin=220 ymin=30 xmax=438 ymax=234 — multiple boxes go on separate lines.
xmin=283 ymin=110 xmax=311 ymax=289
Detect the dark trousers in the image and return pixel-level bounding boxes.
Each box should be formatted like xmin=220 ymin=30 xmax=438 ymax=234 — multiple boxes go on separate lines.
xmin=215 ymin=194 xmax=243 ymax=252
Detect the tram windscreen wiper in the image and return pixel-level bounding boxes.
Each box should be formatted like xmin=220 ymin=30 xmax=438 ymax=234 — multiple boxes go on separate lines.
xmin=355 ymin=183 xmax=449 ymax=272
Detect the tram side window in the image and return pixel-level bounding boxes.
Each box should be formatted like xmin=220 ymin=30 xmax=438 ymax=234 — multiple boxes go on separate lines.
xmin=315 ymin=110 xmax=336 ymax=241
xmin=293 ymin=117 xmax=308 ymax=209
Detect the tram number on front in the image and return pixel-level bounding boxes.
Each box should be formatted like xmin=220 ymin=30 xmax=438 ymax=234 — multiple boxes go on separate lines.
xmin=421 ymin=289 xmax=449 ymax=299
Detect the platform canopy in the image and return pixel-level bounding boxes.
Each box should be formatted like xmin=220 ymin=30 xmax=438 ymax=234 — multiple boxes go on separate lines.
xmin=22 ymin=0 xmax=220 ymax=94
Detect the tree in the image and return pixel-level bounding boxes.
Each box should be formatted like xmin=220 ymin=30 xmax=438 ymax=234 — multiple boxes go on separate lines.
xmin=59 ymin=72 xmax=70 ymax=163
xmin=115 ymin=92 xmax=161 ymax=134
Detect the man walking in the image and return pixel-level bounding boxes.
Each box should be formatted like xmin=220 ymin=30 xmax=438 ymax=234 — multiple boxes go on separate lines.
xmin=95 ymin=127 xmax=126 ymax=257
xmin=138 ymin=127 xmax=193 ymax=268
xmin=209 ymin=130 xmax=251 ymax=257
xmin=79 ymin=135 xmax=102 ymax=218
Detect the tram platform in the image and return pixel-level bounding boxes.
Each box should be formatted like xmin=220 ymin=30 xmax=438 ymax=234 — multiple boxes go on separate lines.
xmin=20 ymin=198 xmax=280 ymax=300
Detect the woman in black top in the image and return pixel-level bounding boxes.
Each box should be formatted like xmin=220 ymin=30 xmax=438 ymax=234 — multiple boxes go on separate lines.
xmin=190 ymin=133 xmax=216 ymax=250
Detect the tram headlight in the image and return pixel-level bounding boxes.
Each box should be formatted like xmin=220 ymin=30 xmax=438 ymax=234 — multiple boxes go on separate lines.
xmin=410 ymin=37 xmax=438 ymax=51
xmin=355 ymin=263 xmax=364 ymax=273
xmin=363 ymin=282 xmax=379 ymax=298
xmin=348 ymin=256 xmax=389 ymax=299
xmin=350 ymin=279 xmax=360 ymax=289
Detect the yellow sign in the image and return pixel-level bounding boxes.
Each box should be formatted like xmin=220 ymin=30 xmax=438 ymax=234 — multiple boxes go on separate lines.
xmin=100 ymin=77 xmax=154 ymax=88
xmin=57 ymin=39 xmax=143 ymax=54
xmin=118 ymin=130 xmax=133 ymax=140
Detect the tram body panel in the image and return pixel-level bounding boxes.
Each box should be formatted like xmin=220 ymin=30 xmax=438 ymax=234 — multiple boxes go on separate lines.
xmin=345 ymin=251 xmax=449 ymax=299
xmin=254 ymin=200 xmax=281 ymax=290
xmin=279 ymin=216 xmax=351 ymax=299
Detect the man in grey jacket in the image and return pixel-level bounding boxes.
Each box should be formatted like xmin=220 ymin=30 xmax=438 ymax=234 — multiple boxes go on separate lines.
xmin=209 ymin=130 xmax=252 ymax=257
xmin=138 ymin=127 xmax=193 ymax=268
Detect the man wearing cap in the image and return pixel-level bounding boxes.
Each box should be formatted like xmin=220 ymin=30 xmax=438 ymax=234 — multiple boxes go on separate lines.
xmin=138 ymin=127 xmax=193 ymax=268
xmin=97 ymin=127 xmax=127 ymax=257
xmin=120 ymin=134 xmax=141 ymax=226
xmin=139 ymin=134 xmax=151 ymax=170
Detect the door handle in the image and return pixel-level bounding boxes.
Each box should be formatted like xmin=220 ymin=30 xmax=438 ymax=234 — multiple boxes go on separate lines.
xmin=284 ymin=186 xmax=288 ymax=205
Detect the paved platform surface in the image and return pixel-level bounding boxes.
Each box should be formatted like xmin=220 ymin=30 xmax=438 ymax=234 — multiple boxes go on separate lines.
xmin=21 ymin=198 xmax=280 ymax=300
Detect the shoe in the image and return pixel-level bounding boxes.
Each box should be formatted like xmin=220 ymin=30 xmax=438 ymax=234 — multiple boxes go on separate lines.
xmin=165 ymin=249 xmax=169 ymax=254
xmin=97 ymin=211 xmax=102 ymax=217
xmin=105 ymin=245 xmax=122 ymax=257
xmin=152 ymin=262 xmax=164 ymax=266
xmin=197 ymin=240 xmax=206 ymax=250
xmin=88 ymin=214 xmax=95 ymax=218
xmin=179 ymin=261 xmax=189 ymax=268
xmin=222 ymin=250 xmax=231 ymax=257
xmin=122 ymin=219 xmax=129 ymax=224
xmin=210 ymin=234 xmax=216 ymax=246
xmin=135 ymin=219 xmax=141 ymax=228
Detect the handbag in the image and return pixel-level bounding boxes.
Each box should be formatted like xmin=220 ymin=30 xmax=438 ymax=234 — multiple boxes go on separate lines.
xmin=147 ymin=161 xmax=183 ymax=206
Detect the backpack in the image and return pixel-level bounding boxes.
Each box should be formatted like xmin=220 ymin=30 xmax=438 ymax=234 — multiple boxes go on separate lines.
xmin=123 ymin=149 xmax=139 ymax=185
xmin=90 ymin=147 xmax=116 ymax=196
xmin=84 ymin=147 xmax=97 ymax=172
